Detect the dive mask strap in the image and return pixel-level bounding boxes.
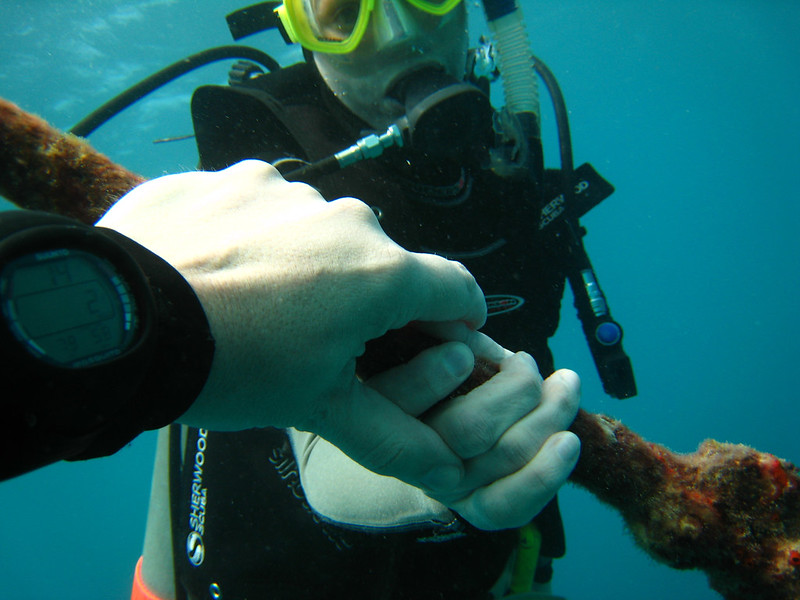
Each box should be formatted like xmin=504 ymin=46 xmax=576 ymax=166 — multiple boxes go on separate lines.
xmin=226 ymin=1 xmax=284 ymax=41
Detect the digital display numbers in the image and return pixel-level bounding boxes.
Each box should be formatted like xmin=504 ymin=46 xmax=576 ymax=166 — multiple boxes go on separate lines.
xmin=0 ymin=249 xmax=138 ymax=367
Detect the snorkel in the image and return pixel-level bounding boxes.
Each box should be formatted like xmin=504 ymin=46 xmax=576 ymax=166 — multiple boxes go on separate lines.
xmin=480 ymin=0 xmax=544 ymax=187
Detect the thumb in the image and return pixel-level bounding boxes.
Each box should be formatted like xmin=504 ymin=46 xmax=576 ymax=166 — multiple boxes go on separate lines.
xmin=317 ymin=383 xmax=465 ymax=494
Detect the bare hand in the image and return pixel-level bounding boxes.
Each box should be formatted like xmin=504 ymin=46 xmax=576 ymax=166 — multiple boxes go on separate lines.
xmin=97 ymin=160 xmax=487 ymax=494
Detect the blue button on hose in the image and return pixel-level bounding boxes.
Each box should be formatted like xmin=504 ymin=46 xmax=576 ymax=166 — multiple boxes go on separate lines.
xmin=596 ymin=321 xmax=622 ymax=346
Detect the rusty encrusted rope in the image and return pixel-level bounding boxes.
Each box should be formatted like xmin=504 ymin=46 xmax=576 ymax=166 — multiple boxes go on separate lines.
xmin=0 ymin=97 xmax=145 ymax=224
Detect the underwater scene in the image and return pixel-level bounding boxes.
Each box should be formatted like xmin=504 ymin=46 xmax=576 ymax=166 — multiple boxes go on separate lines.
xmin=0 ymin=0 xmax=798 ymax=599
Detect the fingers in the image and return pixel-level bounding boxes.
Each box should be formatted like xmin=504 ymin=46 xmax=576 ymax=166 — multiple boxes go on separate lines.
xmin=413 ymin=322 xmax=511 ymax=364
xmin=364 ymin=341 xmax=475 ymax=416
xmin=424 ymin=352 xmax=543 ymax=458
xmin=449 ymin=431 xmax=581 ymax=530
xmin=315 ymin=382 xmax=465 ymax=495
xmin=457 ymin=369 xmax=581 ymax=492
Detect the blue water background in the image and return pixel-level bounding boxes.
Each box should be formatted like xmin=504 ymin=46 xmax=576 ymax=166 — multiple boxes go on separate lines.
xmin=1 ymin=1 xmax=798 ymax=598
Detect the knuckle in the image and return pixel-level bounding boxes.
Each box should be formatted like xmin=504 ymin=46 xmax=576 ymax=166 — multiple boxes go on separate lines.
xmin=284 ymin=180 xmax=324 ymax=204
xmin=451 ymin=259 xmax=473 ymax=281
xmin=422 ymin=371 xmax=456 ymax=403
xmin=358 ymin=434 xmax=408 ymax=476
xmin=513 ymin=352 xmax=544 ymax=387
xmin=233 ymin=158 xmax=277 ymax=181
xmin=446 ymin=411 xmax=497 ymax=458
xmin=554 ymin=385 xmax=577 ymax=413
xmin=527 ymin=462 xmax=557 ymax=493
xmin=551 ymin=378 xmax=580 ymax=420
xmin=333 ymin=196 xmax=381 ymax=223
xmin=520 ymin=380 xmax=544 ymax=412
xmin=472 ymin=489 xmax=517 ymax=530
xmin=496 ymin=434 xmax=535 ymax=470
xmin=522 ymin=353 xmax=544 ymax=383
xmin=500 ymin=369 xmax=542 ymax=416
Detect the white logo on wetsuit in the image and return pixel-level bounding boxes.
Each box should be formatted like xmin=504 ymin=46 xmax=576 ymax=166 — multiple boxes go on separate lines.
xmin=186 ymin=429 xmax=208 ymax=566
xmin=485 ymin=294 xmax=525 ymax=316
xmin=187 ymin=531 xmax=205 ymax=567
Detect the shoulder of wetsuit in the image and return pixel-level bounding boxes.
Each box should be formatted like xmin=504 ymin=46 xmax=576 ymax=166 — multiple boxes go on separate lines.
xmin=190 ymin=62 xmax=327 ymax=171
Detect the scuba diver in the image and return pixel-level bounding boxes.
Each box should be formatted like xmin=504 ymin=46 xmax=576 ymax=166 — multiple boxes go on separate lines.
xmin=128 ymin=0 xmax=635 ymax=598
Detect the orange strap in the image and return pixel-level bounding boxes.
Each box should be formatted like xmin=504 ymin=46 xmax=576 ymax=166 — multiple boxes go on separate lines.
xmin=131 ymin=556 xmax=169 ymax=600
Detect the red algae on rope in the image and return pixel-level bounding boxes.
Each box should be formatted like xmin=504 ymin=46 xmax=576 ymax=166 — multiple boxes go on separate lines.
xmin=569 ymin=411 xmax=800 ymax=600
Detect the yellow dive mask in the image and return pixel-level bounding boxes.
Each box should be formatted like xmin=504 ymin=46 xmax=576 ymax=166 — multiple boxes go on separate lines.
xmin=275 ymin=0 xmax=462 ymax=54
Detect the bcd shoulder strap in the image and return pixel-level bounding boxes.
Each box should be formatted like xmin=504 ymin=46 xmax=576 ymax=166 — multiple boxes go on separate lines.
xmin=190 ymin=61 xmax=353 ymax=171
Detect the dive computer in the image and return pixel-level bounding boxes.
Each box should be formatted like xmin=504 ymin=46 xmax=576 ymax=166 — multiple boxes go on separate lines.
xmin=0 ymin=210 xmax=214 ymax=480
xmin=0 ymin=228 xmax=150 ymax=369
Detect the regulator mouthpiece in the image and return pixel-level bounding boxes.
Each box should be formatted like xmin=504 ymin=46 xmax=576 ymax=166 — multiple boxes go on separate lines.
xmin=391 ymin=68 xmax=492 ymax=163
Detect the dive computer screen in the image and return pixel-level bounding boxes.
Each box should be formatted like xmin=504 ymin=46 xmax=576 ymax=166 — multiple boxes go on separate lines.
xmin=0 ymin=248 xmax=138 ymax=367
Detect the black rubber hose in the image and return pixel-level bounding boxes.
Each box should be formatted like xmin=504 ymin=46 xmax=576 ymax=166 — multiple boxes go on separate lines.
xmin=531 ymin=55 xmax=574 ymax=199
xmin=69 ymin=46 xmax=280 ymax=137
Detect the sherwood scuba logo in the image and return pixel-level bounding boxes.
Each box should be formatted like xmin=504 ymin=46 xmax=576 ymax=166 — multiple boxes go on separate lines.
xmin=186 ymin=429 xmax=208 ymax=566
xmin=486 ymin=294 xmax=525 ymax=316
xmin=187 ymin=531 xmax=204 ymax=567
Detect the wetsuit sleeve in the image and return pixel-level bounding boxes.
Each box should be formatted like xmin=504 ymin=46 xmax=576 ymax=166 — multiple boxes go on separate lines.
xmin=0 ymin=210 xmax=215 ymax=481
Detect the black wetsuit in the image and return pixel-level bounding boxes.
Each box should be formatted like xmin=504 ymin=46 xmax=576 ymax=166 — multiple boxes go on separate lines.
xmin=170 ymin=60 xmax=568 ymax=600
